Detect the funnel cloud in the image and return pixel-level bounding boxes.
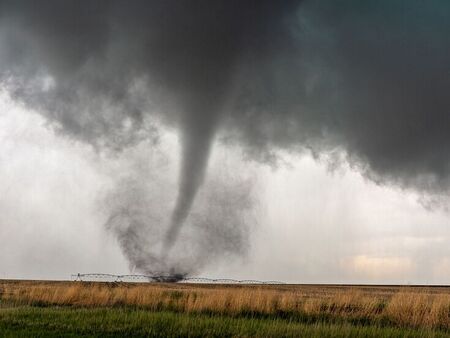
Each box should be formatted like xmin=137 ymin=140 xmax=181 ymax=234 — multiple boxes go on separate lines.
xmin=1 ymin=1 xmax=450 ymax=275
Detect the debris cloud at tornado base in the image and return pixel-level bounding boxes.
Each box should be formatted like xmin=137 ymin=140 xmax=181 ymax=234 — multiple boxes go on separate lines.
xmin=102 ymin=139 xmax=256 ymax=276
xmin=1 ymin=1 xmax=450 ymax=275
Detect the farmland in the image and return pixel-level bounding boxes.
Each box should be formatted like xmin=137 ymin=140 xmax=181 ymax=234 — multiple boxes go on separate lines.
xmin=1 ymin=280 xmax=450 ymax=337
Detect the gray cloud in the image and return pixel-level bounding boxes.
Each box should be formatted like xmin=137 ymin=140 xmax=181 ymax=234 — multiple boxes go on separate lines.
xmin=227 ymin=1 xmax=450 ymax=195
xmin=1 ymin=1 xmax=450 ymax=275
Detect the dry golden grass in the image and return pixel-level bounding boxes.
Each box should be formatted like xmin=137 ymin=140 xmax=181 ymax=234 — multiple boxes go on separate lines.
xmin=1 ymin=280 xmax=450 ymax=329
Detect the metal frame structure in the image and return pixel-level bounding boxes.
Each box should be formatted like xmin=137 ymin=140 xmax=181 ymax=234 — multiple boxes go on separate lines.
xmin=71 ymin=273 xmax=285 ymax=284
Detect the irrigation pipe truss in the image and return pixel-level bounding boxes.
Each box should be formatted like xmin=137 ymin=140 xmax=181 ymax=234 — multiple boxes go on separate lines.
xmin=71 ymin=273 xmax=285 ymax=285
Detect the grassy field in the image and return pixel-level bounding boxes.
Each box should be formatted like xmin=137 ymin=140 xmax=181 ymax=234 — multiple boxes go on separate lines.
xmin=1 ymin=280 xmax=450 ymax=337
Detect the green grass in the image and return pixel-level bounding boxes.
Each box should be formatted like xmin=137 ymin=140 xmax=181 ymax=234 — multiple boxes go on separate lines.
xmin=0 ymin=306 xmax=449 ymax=337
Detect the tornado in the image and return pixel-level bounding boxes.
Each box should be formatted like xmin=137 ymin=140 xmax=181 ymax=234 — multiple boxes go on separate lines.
xmin=163 ymin=99 xmax=220 ymax=252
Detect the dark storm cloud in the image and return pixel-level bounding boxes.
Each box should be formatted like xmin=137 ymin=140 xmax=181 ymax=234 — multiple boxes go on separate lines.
xmin=227 ymin=1 xmax=450 ymax=194
xmin=1 ymin=0 xmax=450 ymax=273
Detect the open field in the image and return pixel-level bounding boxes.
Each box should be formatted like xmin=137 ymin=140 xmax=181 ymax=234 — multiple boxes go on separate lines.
xmin=1 ymin=280 xmax=450 ymax=337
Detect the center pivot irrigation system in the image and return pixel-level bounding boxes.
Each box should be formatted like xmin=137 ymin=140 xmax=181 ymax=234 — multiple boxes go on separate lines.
xmin=71 ymin=273 xmax=285 ymax=284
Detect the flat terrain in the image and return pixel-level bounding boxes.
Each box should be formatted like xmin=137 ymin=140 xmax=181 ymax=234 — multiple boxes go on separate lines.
xmin=1 ymin=280 xmax=450 ymax=337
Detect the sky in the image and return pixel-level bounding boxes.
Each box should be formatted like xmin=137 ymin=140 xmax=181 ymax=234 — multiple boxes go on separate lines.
xmin=1 ymin=1 xmax=450 ymax=284
xmin=1 ymin=90 xmax=449 ymax=284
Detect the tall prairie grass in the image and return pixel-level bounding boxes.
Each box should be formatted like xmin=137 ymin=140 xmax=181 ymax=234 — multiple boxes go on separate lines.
xmin=1 ymin=281 xmax=449 ymax=330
